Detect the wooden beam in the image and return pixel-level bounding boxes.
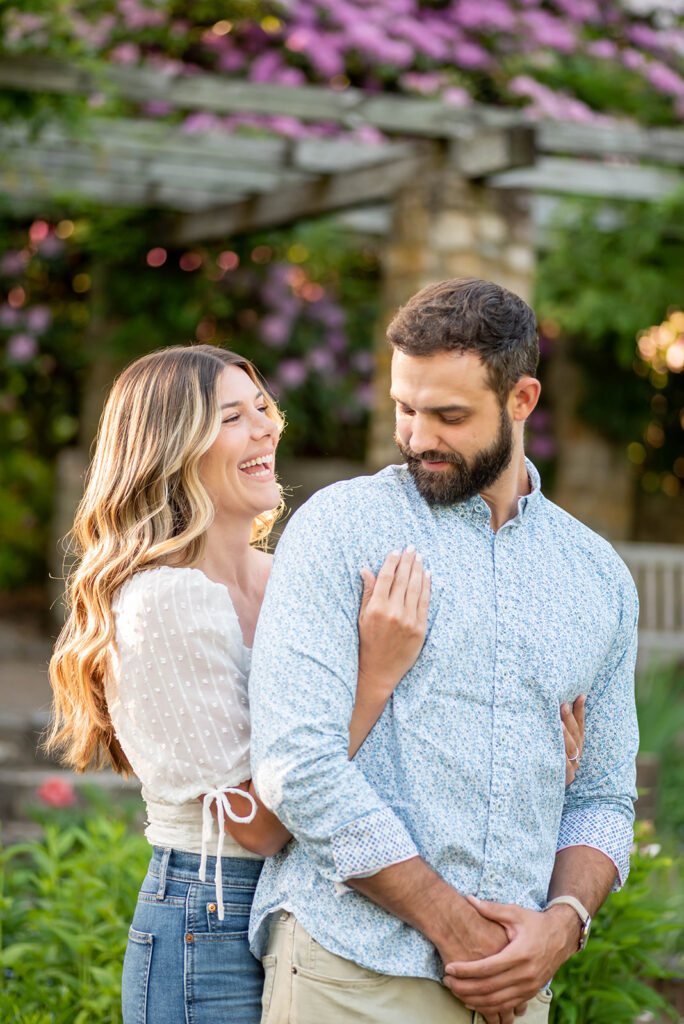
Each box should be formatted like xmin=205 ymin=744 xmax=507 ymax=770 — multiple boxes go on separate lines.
xmin=537 ymin=120 xmax=684 ymax=167
xmin=489 ymin=157 xmax=682 ymax=200
xmin=449 ymin=125 xmax=535 ymax=177
xmin=0 ymin=55 xmax=512 ymax=139
xmin=3 ymin=55 xmax=684 ymax=167
xmin=170 ymin=147 xmax=433 ymax=242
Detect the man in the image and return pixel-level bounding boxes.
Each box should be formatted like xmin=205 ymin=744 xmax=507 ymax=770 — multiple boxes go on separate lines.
xmin=248 ymin=278 xmax=639 ymax=1024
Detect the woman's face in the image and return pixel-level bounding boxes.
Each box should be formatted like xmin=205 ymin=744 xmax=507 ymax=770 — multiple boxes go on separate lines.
xmin=199 ymin=365 xmax=280 ymax=522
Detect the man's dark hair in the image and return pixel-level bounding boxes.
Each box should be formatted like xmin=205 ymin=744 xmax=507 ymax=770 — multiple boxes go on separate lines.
xmin=387 ymin=278 xmax=539 ymax=405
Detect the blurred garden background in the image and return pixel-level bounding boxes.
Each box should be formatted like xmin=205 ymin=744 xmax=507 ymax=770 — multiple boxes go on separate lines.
xmin=0 ymin=0 xmax=683 ymax=1021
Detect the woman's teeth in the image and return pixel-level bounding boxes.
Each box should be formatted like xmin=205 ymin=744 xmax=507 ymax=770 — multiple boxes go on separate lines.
xmin=239 ymin=455 xmax=273 ymax=477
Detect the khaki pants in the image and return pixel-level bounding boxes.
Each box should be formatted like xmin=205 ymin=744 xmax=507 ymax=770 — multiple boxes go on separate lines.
xmin=260 ymin=912 xmax=552 ymax=1024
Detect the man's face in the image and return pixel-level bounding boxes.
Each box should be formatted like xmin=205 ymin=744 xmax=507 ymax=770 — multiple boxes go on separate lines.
xmin=391 ymin=349 xmax=513 ymax=505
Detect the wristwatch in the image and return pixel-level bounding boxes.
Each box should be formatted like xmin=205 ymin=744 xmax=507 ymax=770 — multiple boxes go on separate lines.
xmin=545 ymin=895 xmax=592 ymax=951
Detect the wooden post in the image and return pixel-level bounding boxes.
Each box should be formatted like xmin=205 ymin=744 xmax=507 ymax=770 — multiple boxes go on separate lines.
xmin=48 ymin=266 xmax=125 ymax=623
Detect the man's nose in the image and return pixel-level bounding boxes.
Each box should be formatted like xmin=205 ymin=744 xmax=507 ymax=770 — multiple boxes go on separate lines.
xmin=404 ymin=418 xmax=440 ymax=455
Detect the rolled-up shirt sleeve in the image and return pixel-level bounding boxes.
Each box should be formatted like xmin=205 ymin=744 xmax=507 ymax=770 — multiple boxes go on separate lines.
xmin=557 ymin=571 xmax=639 ymax=889
xmin=249 ymin=492 xmax=419 ymax=882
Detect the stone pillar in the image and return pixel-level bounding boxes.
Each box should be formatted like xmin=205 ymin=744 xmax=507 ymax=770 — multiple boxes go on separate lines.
xmin=545 ymin=336 xmax=635 ymax=541
xmin=368 ymin=173 xmax=535 ymax=469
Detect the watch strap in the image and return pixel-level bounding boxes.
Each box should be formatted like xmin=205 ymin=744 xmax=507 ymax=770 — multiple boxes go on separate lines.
xmin=545 ymin=895 xmax=591 ymax=950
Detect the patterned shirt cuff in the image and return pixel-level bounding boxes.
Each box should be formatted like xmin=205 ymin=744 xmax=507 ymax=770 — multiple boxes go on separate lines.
xmin=557 ymin=807 xmax=634 ymax=890
xmin=330 ymin=807 xmax=420 ymax=880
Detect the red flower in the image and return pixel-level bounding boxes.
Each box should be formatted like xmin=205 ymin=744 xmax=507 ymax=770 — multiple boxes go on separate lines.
xmin=37 ymin=776 xmax=78 ymax=808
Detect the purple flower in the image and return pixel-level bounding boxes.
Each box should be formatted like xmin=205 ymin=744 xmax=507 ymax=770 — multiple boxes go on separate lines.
xmin=527 ymin=435 xmax=555 ymax=460
xmin=307 ymin=347 xmax=337 ymax=373
xmin=351 ymin=124 xmax=387 ymax=144
xmin=0 ymin=251 xmax=27 ymax=276
xmin=260 ymin=315 xmax=293 ymax=348
xmin=400 ymin=71 xmax=444 ymax=96
xmin=278 ymin=358 xmax=308 ymax=389
xmin=552 ymin=0 xmax=600 ymax=21
xmin=454 ymin=42 xmax=491 ymax=70
xmin=645 ymin=62 xmax=684 ymax=97
xmin=37 ymin=236 xmax=65 ymax=258
xmin=442 ymin=86 xmax=472 ymax=107
xmin=218 ymin=49 xmax=247 ymax=73
xmin=529 ymin=408 xmax=551 ymax=430
xmin=109 ymin=42 xmax=140 ymax=65
xmin=586 ymin=39 xmax=618 ymax=59
xmin=391 ymin=18 xmax=449 ymax=60
xmin=26 ymin=305 xmax=52 ymax=334
xmin=250 ymin=51 xmax=286 ymax=83
xmin=351 ymin=350 xmax=376 ymax=373
xmin=326 ymin=331 xmax=348 ymax=353
xmin=312 ymin=302 xmax=345 ymax=329
xmin=627 ymin=24 xmax=663 ymax=51
xmin=7 ymin=334 xmax=38 ymax=363
xmin=0 ymin=304 xmax=20 ymax=327
xmin=454 ymin=0 xmax=516 ymax=32
xmin=181 ymin=112 xmax=222 ymax=134
xmin=355 ymin=382 xmax=375 ymax=409
xmin=519 ymin=11 xmax=577 ymax=53
xmin=119 ymin=0 xmax=167 ymax=31
xmin=144 ymin=101 xmax=174 ymax=116
xmin=622 ymin=49 xmax=646 ymax=71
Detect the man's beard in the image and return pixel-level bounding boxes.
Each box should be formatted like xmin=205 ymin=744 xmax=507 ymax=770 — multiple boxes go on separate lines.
xmin=396 ymin=406 xmax=514 ymax=506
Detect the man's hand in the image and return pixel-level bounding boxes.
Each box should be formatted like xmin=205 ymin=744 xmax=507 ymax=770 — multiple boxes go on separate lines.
xmin=444 ymin=896 xmax=580 ymax=1018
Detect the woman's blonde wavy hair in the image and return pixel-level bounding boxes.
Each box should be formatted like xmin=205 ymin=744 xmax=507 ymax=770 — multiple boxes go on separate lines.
xmin=47 ymin=344 xmax=284 ymax=775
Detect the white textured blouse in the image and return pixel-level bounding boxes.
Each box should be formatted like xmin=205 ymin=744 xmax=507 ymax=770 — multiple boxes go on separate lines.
xmin=107 ymin=566 xmax=262 ymax=890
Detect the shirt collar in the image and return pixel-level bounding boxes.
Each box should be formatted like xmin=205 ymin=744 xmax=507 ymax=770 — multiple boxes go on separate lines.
xmin=419 ymin=457 xmax=542 ymax=527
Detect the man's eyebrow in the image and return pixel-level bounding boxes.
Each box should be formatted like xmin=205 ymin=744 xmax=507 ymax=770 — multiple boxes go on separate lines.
xmin=390 ymin=394 xmax=472 ymax=413
xmin=220 ymin=390 xmax=264 ymax=410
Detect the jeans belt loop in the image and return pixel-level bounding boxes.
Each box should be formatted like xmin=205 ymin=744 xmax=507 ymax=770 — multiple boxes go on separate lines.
xmin=156 ymin=847 xmax=172 ymax=900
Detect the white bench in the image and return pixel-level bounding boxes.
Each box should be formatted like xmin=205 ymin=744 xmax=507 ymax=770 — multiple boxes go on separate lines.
xmin=615 ymin=541 xmax=684 ymax=672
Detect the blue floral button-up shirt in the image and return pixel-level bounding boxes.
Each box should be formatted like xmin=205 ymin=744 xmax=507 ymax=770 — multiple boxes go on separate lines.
xmin=248 ymin=461 xmax=639 ymax=980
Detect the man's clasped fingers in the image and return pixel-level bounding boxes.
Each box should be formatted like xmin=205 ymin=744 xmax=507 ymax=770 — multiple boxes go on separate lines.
xmin=444 ymin=896 xmax=561 ymax=1014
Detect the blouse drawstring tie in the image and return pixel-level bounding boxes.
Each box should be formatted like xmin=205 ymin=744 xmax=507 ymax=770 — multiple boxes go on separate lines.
xmin=199 ymin=786 xmax=257 ymax=920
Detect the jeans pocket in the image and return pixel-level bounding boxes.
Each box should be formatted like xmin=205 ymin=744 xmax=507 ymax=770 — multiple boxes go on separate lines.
xmin=261 ymin=954 xmax=277 ymax=1019
xmin=121 ymin=927 xmax=154 ymax=1024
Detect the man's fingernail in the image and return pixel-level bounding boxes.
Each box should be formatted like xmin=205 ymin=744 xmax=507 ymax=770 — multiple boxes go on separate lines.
xmin=390 ymin=550 xmax=401 ymax=556
xmin=562 ymin=703 xmax=570 ymax=714
xmin=405 ymin=544 xmax=415 ymax=554
xmin=424 ymin=568 xmax=431 ymax=578
xmin=415 ymin=551 xmax=423 ymax=562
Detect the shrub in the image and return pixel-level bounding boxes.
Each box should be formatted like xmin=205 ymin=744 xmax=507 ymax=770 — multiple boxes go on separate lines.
xmin=550 ymin=827 xmax=682 ymax=1023
xmin=1 ymin=810 xmax=680 ymax=1022
xmin=0 ymin=813 xmax=149 ymax=1024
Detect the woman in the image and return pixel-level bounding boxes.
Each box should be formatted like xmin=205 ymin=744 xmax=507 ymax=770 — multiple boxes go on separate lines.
xmin=48 ymin=345 xmax=584 ymax=1024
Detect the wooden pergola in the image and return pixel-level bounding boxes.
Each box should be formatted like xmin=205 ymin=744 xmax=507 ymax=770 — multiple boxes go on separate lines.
xmin=2 ymin=54 xmax=684 ymax=542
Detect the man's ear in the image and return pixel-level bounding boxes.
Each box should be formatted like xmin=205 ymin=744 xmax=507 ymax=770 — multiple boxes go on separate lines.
xmin=510 ymin=377 xmax=541 ymax=422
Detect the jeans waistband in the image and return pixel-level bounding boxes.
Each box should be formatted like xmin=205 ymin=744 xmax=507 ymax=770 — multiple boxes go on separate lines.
xmin=147 ymin=846 xmax=262 ymax=889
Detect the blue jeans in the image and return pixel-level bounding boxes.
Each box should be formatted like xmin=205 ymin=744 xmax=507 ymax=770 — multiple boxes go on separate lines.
xmin=122 ymin=847 xmax=264 ymax=1024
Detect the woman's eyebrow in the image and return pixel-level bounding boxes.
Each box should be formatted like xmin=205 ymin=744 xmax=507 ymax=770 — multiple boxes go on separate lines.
xmin=220 ymin=391 xmax=264 ymax=410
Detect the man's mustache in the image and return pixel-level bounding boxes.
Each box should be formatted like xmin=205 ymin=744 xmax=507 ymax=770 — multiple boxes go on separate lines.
xmin=395 ymin=438 xmax=462 ymax=466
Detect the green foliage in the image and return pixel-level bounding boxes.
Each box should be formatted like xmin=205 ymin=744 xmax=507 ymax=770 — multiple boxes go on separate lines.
xmin=536 ymin=191 xmax=684 ymax=494
xmin=635 ymin=663 xmax=684 ymax=845
xmin=1 ymin=807 xmax=681 ymax=1023
xmin=0 ymin=810 xmax=149 ymax=1023
xmin=550 ymin=830 xmax=682 ymax=1023
xmin=0 ymin=207 xmax=380 ymax=588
